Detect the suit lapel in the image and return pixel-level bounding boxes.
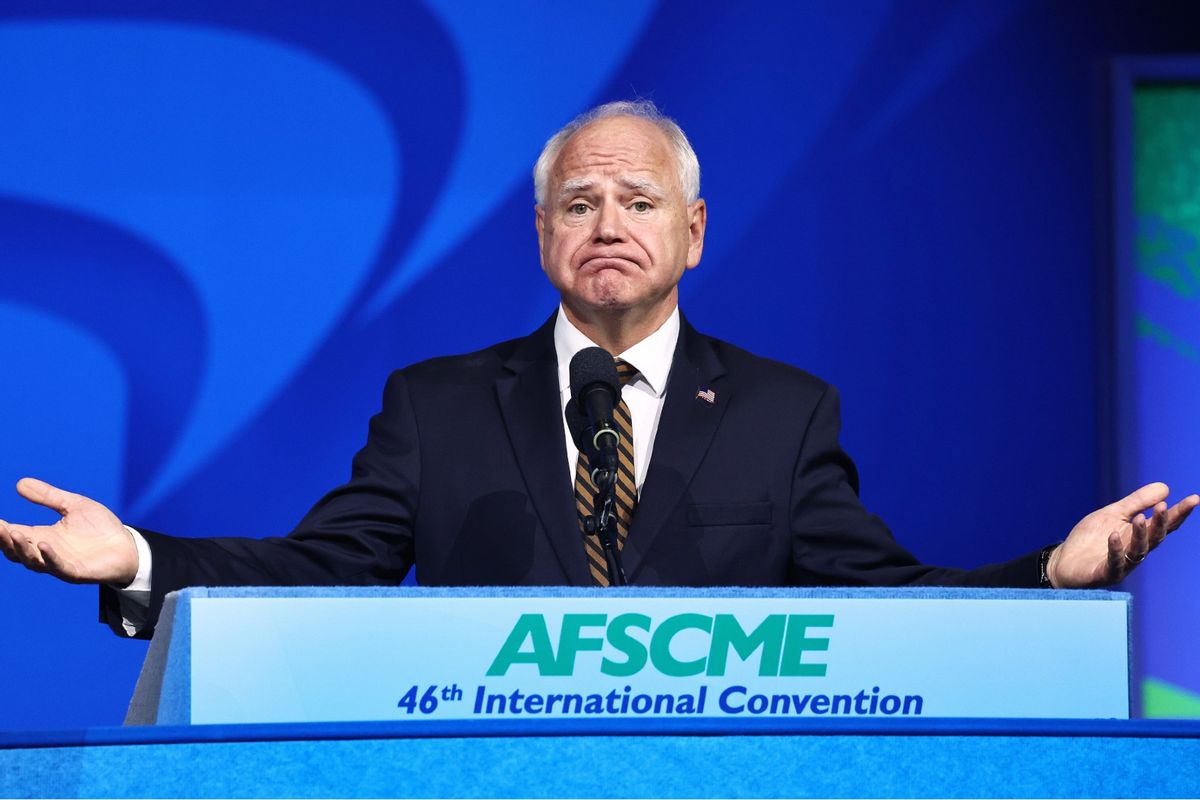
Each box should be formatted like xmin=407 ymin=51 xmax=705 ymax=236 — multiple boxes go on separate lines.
xmin=495 ymin=317 xmax=591 ymax=585
xmin=622 ymin=317 xmax=728 ymax=581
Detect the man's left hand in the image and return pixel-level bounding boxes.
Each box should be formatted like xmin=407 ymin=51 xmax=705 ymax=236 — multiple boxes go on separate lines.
xmin=1048 ymin=482 xmax=1199 ymax=588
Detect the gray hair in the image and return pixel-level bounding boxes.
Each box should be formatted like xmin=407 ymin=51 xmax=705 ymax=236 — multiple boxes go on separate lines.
xmin=533 ymin=100 xmax=701 ymax=206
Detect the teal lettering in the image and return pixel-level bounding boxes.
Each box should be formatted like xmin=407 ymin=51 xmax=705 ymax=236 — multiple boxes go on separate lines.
xmin=556 ymin=614 xmax=607 ymax=675
xmin=602 ymin=613 xmax=651 ymax=676
xmin=706 ymin=613 xmax=786 ymax=676
xmin=650 ymin=613 xmax=712 ymax=677
xmin=779 ymin=614 xmax=833 ymax=677
xmin=486 ymin=614 xmax=561 ymax=676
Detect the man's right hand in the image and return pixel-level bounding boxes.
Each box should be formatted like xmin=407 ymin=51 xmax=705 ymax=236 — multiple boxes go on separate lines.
xmin=0 ymin=478 xmax=138 ymax=586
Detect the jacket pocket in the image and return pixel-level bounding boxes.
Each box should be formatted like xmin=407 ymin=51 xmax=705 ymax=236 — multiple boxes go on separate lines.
xmin=686 ymin=502 xmax=773 ymax=527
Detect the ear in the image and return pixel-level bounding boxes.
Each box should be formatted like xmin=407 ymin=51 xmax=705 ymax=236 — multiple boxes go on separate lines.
xmin=685 ymin=199 xmax=707 ymax=269
xmin=535 ymin=205 xmax=547 ymax=271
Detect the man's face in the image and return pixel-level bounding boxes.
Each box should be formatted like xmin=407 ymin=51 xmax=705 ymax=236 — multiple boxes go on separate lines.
xmin=536 ymin=116 xmax=706 ymax=323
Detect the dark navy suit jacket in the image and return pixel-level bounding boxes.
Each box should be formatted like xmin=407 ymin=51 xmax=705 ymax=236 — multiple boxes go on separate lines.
xmin=101 ymin=315 xmax=1040 ymax=637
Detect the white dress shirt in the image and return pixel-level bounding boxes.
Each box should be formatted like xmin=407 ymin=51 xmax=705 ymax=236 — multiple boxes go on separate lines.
xmin=116 ymin=306 xmax=682 ymax=634
xmin=553 ymin=305 xmax=679 ymax=495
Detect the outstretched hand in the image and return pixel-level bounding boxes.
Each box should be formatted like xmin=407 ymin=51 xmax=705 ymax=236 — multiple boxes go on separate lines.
xmin=1049 ymin=482 xmax=1199 ymax=589
xmin=0 ymin=478 xmax=138 ymax=586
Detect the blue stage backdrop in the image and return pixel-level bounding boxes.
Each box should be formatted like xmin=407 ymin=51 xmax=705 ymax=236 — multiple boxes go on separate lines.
xmin=1114 ymin=62 xmax=1200 ymax=717
xmin=2 ymin=1 xmax=1199 ymax=730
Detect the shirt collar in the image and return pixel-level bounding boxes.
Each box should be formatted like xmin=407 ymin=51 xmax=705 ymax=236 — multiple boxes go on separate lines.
xmin=554 ymin=305 xmax=679 ymax=399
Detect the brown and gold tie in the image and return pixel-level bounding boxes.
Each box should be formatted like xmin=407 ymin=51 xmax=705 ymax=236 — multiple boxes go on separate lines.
xmin=575 ymin=358 xmax=638 ymax=586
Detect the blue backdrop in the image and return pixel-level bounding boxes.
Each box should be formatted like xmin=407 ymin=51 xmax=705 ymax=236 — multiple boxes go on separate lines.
xmin=2 ymin=1 xmax=1199 ymax=730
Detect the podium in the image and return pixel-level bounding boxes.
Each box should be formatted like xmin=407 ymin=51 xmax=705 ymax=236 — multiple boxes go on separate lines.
xmin=5 ymin=587 xmax=1200 ymax=798
xmin=129 ymin=586 xmax=1132 ymax=724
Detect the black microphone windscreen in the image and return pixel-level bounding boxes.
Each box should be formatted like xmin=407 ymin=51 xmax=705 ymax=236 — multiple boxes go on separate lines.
xmin=568 ymin=346 xmax=620 ymax=406
xmin=564 ymin=398 xmax=593 ymax=453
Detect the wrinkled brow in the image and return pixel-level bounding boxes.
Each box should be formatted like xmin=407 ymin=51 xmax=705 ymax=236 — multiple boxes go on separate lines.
xmin=557 ymin=176 xmax=668 ymax=200
xmin=616 ymin=176 xmax=666 ymax=197
xmin=558 ymin=178 xmax=594 ymax=197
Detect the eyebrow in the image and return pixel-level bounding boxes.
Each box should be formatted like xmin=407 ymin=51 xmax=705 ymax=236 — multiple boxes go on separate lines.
xmin=556 ymin=175 xmax=667 ymax=200
xmin=616 ymin=176 xmax=666 ymax=197
xmin=558 ymin=178 xmax=594 ymax=197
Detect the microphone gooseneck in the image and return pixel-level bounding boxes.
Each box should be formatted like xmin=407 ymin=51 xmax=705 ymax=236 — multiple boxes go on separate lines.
xmin=566 ymin=346 xmax=628 ymax=586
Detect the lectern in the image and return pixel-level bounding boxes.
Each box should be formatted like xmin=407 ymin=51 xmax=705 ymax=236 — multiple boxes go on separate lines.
xmin=129 ymin=586 xmax=1132 ymax=725
xmin=6 ymin=587 xmax=1200 ymax=798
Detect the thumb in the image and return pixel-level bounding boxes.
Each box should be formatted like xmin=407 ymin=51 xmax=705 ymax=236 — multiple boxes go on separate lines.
xmin=1110 ymin=482 xmax=1170 ymax=518
xmin=15 ymin=477 xmax=80 ymax=515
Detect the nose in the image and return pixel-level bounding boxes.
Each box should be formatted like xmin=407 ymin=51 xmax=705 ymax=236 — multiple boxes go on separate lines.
xmin=592 ymin=201 xmax=626 ymax=244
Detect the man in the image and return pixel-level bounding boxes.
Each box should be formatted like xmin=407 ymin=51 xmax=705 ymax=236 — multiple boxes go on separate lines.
xmin=1 ymin=100 xmax=1196 ymax=639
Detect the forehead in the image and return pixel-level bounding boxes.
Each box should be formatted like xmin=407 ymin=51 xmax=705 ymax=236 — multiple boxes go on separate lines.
xmin=551 ymin=116 xmax=679 ymax=192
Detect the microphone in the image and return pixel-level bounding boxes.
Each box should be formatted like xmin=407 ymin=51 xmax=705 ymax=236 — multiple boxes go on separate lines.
xmin=568 ymin=347 xmax=621 ymax=483
xmin=564 ymin=399 xmax=593 ymax=455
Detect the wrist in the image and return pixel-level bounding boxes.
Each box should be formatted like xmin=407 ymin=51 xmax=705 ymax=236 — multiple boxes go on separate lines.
xmin=114 ymin=525 xmax=151 ymax=591
xmin=104 ymin=526 xmax=140 ymax=589
xmin=1040 ymin=543 xmax=1062 ymax=589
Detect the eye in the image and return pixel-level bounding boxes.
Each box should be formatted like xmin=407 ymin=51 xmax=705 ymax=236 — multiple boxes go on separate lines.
xmin=632 ymin=201 xmax=651 ymax=213
xmin=568 ymin=203 xmax=589 ymax=215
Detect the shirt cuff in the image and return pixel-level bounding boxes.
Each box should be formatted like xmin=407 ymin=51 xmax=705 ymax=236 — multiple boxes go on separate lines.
xmin=114 ymin=526 xmax=152 ymax=637
xmin=121 ymin=525 xmax=152 ymax=594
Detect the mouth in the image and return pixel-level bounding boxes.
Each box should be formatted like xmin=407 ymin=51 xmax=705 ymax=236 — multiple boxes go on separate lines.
xmin=581 ymin=256 xmax=638 ymax=273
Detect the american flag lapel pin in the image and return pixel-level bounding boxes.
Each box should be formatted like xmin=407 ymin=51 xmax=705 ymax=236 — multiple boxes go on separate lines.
xmin=695 ymin=387 xmax=716 ymax=405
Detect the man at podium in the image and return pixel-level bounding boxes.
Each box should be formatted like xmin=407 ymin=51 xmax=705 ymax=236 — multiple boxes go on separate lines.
xmin=1 ymin=101 xmax=1196 ymax=638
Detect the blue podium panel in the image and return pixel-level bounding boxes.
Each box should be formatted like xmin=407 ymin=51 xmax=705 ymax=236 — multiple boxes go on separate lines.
xmin=1 ymin=588 xmax=1170 ymax=799
xmin=126 ymin=587 xmax=1131 ymax=726
xmin=2 ymin=718 xmax=1199 ymax=798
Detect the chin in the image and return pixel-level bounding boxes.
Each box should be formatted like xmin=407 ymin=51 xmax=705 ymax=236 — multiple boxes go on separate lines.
xmin=566 ymin=277 xmax=625 ymax=310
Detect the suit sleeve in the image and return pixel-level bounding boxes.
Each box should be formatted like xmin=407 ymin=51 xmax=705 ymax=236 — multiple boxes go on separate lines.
xmin=788 ymin=384 xmax=1041 ymax=588
xmin=100 ymin=370 xmax=421 ymax=638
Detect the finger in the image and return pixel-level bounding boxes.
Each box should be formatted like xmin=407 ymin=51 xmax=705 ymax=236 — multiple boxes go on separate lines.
xmin=0 ymin=522 xmax=42 ymax=569
xmin=37 ymin=542 xmax=79 ymax=583
xmin=1163 ymin=494 xmax=1200 ymax=533
xmin=1148 ymin=501 xmax=1168 ymax=549
xmin=1110 ymin=482 xmax=1170 ymax=517
xmin=15 ymin=477 xmax=79 ymax=516
xmin=1 ymin=521 xmax=42 ymax=545
xmin=1106 ymin=530 xmax=1125 ymax=582
xmin=7 ymin=529 xmax=47 ymax=573
xmin=0 ymin=522 xmax=18 ymax=563
xmin=1130 ymin=514 xmax=1151 ymax=561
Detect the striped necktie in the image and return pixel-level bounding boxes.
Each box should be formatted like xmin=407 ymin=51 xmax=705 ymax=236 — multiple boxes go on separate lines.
xmin=576 ymin=358 xmax=638 ymax=586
